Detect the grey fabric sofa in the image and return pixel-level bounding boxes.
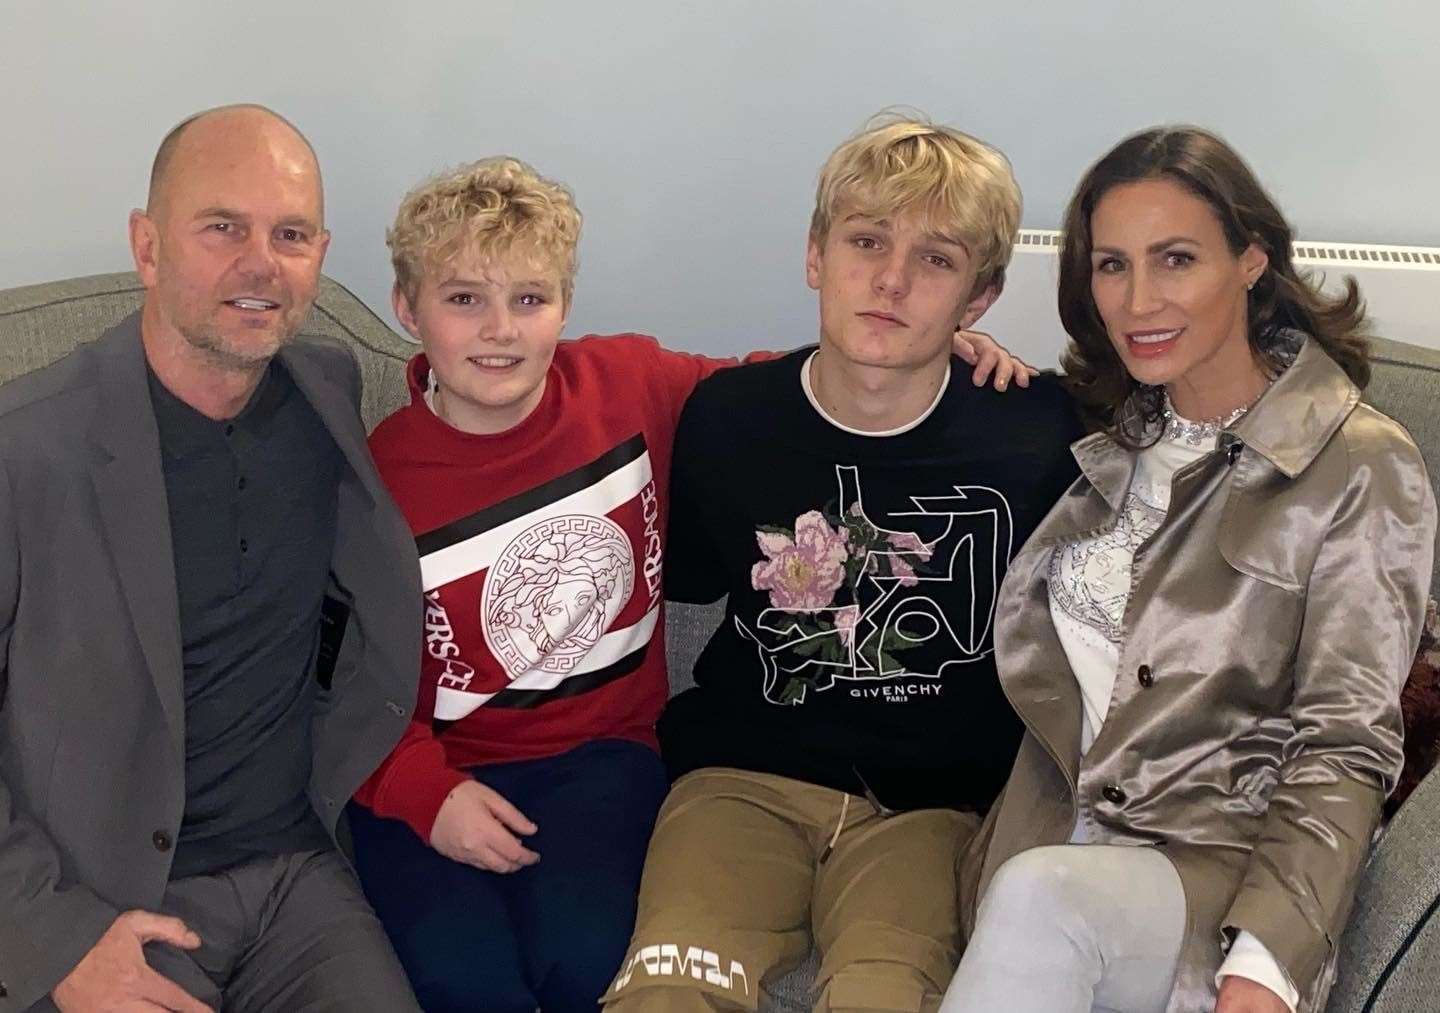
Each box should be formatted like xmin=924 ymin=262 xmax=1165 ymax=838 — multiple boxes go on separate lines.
xmin=3 ymin=272 xmax=1437 ymax=1012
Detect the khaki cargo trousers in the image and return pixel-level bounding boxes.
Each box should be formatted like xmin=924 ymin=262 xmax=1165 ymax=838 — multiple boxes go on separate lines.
xmin=601 ymin=768 xmax=981 ymax=1012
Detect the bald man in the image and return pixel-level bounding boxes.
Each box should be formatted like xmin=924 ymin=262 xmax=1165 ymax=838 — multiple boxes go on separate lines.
xmin=0 ymin=106 xmax=423 ymax=1011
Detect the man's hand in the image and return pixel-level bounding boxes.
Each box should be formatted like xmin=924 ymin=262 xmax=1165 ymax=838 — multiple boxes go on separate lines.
xmin=1215 ymin=975 xmax=1291 ymax=1013
xmin=954 ymin=329 xmax=1039 ymax=390
xmin=52 ymin=910 xmax=212 ymax=1012
xmin=429 ymin=779 xmax=540 ymax=873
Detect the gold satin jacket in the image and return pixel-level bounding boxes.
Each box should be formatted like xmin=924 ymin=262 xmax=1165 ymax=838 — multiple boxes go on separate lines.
xmin=960 ymin=337 xmax=1437 ymax=1013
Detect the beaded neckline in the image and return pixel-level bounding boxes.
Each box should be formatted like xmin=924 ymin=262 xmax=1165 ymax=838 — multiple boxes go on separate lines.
xmin=1150 ymin=331 xmax=1298 ymax=448
xmin=1160 ymin=397 xmax=1250 ymax=448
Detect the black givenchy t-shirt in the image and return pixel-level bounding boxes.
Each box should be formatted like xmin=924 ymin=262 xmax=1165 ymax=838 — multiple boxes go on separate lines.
xmin=661 ymin=348 xmax=1083 ymax=811
xmin=148 ymin=360 xmax=340 ymax=878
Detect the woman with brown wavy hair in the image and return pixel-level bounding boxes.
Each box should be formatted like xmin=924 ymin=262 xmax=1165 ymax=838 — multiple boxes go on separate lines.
xmin=940 ymin=127 xmax=1435 ymax=1013
xmin=1058 ymin=128 xmax=1370 ymax=442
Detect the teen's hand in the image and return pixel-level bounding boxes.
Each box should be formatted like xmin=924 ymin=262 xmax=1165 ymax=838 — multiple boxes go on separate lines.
xmin=52 ymin=910 xmax=212 ymax=1012
xmin=1215 ymin=975 xmax=1291 ymax=1013
xmin=430 ymin=779 xmax=540 ymax=873
xmin=953 ymin=329 xmax=1038 ymax=390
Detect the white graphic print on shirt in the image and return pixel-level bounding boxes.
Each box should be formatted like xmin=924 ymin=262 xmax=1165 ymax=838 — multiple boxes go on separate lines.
xmin=1048 ymin=487 xmax=1165 ymax=647
xmin=739 ymin=464 xmax=1013 ymax=706
xmin=415 ymin=435 xmax=661 ymax=721
xmin=484 ymin=513 xmax=635 ymax=678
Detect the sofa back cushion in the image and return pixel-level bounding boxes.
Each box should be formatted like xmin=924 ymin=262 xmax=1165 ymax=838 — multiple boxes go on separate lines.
xmin=1366 ymin=336 xmax=1440 ymax=601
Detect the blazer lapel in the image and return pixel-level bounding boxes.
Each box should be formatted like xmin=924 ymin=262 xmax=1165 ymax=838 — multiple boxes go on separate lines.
xmin=88 ymin=317 xmax=186 ymax=744
xmin=279 ymin=344 xmax=379 ymax=510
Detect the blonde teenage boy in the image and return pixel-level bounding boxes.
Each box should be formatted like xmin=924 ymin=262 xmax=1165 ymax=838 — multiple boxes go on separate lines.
xmin=603 ymin=118 xmax=1084 ymax=1011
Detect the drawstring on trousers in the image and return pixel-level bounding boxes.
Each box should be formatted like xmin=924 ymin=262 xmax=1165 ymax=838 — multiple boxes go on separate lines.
xmin=818 ymin=792 xmax=851 ymax=864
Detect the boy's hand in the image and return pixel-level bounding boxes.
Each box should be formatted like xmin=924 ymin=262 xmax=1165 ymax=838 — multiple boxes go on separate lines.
xmin=430 ymin=780 xmax=540 ymax=873
xmin=954 ymin=328 xmax=1039 ymax=390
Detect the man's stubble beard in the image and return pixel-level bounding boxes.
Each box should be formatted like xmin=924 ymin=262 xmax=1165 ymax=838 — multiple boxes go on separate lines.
xmin=170 ymin=296 xmax=306 ymax=375
xmin=180 ymin=320 xmax=286 ymax=372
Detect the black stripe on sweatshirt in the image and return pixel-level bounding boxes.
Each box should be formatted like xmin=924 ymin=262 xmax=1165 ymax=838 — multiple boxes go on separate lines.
xmin=432 ymin=644 xmax=649 ymax=727
xmin=415 ymin=433 xmax=648 ymax=557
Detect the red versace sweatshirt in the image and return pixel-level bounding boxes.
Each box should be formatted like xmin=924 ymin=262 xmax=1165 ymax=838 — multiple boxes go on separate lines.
xmin=355 ymin=334 xmax=738 ymax=839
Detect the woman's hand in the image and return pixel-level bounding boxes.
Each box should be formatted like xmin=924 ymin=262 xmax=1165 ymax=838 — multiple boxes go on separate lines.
xmin=953 ymin=329 xmax=1038 ymax=390
xmin=1215 ymin=975 xmax=1291 ymax=1013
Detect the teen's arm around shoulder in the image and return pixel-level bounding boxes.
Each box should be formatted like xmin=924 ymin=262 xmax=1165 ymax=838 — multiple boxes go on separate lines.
xmin=0 ymin=459 xmax=122 ymax=1009
xmin=1222 ymin=412 xmax=1438 ymax=999
xmin=608 ymin=334 xmax=775 ymax=430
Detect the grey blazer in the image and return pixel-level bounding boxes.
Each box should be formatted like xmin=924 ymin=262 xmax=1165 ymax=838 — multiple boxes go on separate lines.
xmin=0 ymin=313 xmax=423 ymax=1010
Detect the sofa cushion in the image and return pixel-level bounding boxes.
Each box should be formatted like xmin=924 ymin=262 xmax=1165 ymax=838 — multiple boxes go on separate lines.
xmin=1348 ymin=909 xmax=1440 ymax=1013
xmin=1327 ymin=759 xmax=1440 ymax=1012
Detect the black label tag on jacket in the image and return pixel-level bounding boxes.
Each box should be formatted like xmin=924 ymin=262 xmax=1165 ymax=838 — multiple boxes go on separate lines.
xmin=315 ymin=595 xmax=352 ymax=690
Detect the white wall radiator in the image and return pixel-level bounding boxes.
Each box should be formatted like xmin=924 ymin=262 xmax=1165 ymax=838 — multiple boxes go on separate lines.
xmin=983 ymin=230 xmax=1440 ymax=368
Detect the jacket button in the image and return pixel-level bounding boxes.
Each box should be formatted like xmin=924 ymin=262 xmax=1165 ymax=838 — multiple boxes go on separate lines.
xmin=152 ymin=830 xmax=173 ymax=852
xmin=0 ymin=981 xmax=7 ymax=997
xmin=1137 ymin=664 xmax=1155 ymax=688
xmin=1102 ymin=784 xmax=1127 ymax=805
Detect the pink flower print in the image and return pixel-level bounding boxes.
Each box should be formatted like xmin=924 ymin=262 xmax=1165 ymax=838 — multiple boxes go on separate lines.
xmin=888 ymin=529 xmax=933 ymax=562
xmin=887 ymin=529 xmax=931 ymax=586
xmin=858 ymin=529 xmax=929 ymax=586
xmin=752 ymin=511 xmax=850 ymax=610
xmin=833 ymin=604 xmax=860 ymax=648
xmin=888 ymin=553 xmax=920 ymax=587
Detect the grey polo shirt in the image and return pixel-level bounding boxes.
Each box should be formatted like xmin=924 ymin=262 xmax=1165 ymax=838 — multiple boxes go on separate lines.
xmin=147 ymin=360 xmax=340 ymax=879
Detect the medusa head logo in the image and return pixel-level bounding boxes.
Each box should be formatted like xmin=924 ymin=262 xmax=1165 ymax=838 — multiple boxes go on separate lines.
xmin=482 ymin=514 xmax=636 ymax=679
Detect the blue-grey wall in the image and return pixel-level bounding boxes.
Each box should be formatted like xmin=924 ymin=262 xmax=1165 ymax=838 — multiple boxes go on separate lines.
xmin=4 ymin=0 xmax=1436 ymax=355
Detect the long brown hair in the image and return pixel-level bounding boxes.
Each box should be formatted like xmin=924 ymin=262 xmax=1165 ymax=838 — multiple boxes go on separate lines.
xmin=1058 ymin=126 xmax=1369 ymax=443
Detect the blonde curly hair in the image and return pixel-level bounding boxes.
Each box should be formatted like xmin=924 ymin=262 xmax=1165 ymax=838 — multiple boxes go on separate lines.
xmin=388 ymin=156 xmax=582 ymax=306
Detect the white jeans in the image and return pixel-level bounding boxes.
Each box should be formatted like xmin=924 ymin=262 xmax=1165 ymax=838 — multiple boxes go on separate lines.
xmin=940 ymin=844 xmax=1187 ymax=1013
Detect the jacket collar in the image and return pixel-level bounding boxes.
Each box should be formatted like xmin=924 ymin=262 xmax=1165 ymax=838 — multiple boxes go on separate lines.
xmin=88 ymin=313 xmax=379 ymax=492
xmin=277 ymin=340 xmax=378 ymax=508
xmin=1230 ymin=334 xmax=1360 ymax=479
xmin=1069 ymin=430 xmax=1135 ymax=513
xmin=1069 ymin=333 xmax=1360 ymax=506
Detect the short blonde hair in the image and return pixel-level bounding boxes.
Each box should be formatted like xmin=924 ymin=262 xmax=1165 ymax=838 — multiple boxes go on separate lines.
xmin=810 ymin=114 xmax=1022 ymax=292
xmin=388 ymin=156 xmax=582 ymax=306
